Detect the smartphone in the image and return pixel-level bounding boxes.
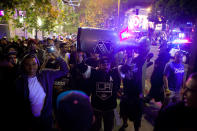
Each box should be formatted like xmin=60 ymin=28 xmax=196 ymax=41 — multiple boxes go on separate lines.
xmin=47 ymin=46 xmax=55 ymax=53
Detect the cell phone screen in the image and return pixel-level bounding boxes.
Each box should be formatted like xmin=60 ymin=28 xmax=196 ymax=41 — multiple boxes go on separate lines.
xmin=47 ymin=46 xmax=55 ymax=53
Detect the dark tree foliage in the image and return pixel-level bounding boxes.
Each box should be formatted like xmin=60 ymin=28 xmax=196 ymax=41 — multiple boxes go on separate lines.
xmin=148 ymin=0 xmax=197 ymax=26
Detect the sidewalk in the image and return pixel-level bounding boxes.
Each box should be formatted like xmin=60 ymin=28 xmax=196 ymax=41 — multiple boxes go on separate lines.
xmin=100 ymin=99 xmax=161 ymax=131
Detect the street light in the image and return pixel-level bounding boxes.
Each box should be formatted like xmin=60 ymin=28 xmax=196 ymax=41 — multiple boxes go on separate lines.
xmin=37 ymin=17 xmax=42 ymax=26
xmin=62 ymin=0 xmax=81 ymax=7
xmin=19 ymin=17 xmax=24 ymax=23
xmin=147 ymin=7 xmax=152 ymax=12
xmin=118 ymin=0 xmax=121 ymax=17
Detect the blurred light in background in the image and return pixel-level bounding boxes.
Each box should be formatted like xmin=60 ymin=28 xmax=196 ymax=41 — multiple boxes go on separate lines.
xmin=19 ymin=17 xmax=24 ymax=23
xmin=179 ymin=33 xmax=185 ymax=39
xmin=37 ymin=17 xmax=42 ymax=26
xmin=146 ymin=7 xmax=152 ymax=12
xmin=172 ymin=39 xmax=190 ymax=44
xmin=120 ymin=27 xmax=133 ymax=41
xmin=128 ymin=15 xmax=149 ymax=31
xmin=0 ymin=10 xmax=4 ymax=16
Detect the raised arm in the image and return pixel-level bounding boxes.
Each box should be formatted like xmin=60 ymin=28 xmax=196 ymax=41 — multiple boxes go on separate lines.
xmin=45 ymin=47 xmax=68 ymax=80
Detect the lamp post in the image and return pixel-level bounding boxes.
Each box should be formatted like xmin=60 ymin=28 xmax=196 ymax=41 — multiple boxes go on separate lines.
xmin=117 ymin=0 xmax=121 ymax=30
xmin=118 ymin=0 xmax=121 ymax=17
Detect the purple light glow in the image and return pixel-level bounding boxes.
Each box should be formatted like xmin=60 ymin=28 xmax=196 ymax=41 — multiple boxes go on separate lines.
xmin=179 ymin=33 xmax=185 ymax=38
xmin=19 ymin=11 xmax=26 ymax=17
xmin=119 ymin=27 xmax=133 ymax=41
xmin=128 ymin=15 xmax=149 ymax=31
xmin=128 ymin=15 xmax=140 ymax=30
xmin=172 ymin=39 xmax=190 ymax=44
xmin=0 ymin=10 xmax=4 ymax=16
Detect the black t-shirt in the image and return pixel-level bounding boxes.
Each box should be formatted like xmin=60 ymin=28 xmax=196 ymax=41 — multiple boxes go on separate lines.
xmin=121 ymin=64 xmax=141 ymax=98
xmin=70 ymin=64 xmax=92 ymax=96
xmin=53 ymin=73 xmax=71 ymax=93
xmin=154 ymin=102 xmax=197 ymax=131
xmin=90 ymin=68 xmax=121 ymax=111
xmin=132 ymin=54 xmax=147 ymax=93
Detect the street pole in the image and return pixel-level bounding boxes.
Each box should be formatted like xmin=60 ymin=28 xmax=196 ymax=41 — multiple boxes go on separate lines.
xmin=23 ymin=20 xmax=27 ymax=39
xmin=118 ymin=0 xmax=120 ymax=17
xmin=117 ymin=0 xmax=121 ymax=30
xmin=35 ymin=27 xmax=38 ymax=40
xmin=42 ymin=30 xmax=44 ymax=40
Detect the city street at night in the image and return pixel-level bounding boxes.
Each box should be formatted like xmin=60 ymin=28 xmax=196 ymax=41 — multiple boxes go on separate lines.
xmin=1 ymin=0 xmax=197 ymax=131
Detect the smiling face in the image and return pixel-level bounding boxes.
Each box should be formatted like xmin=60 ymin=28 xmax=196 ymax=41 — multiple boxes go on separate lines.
xmin=23 ymin=57 xmax=38 ymax=77
xmin=183 ymin=77 xmax=197 ymax=109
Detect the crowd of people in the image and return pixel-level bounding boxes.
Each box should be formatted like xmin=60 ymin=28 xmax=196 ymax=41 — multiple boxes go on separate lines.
xmin=0 ymin=36 xmax=196 ymax=131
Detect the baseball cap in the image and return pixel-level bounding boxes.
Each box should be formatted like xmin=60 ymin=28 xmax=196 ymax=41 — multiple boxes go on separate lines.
xmin=99 ymin=56 xmax=111 ymax=64
xmin=56 ymin=90 xmax=93 ymax=131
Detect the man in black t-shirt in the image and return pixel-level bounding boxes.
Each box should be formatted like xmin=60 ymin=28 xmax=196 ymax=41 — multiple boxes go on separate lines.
xmin=118 ymin=50 xmax=144 ymax=131
xmin=81 ymin=56 xmax=121 ymax=131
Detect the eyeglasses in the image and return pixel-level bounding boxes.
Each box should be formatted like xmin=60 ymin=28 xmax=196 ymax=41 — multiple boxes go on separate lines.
xmin=183 ymin=84 xmax=197 ymax=93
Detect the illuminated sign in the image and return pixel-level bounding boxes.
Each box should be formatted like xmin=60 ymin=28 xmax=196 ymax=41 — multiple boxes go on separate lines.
xmin=172 ymin=39 xmax=190 ymax=44
xmin=119 ymin=27 xmax=133 ymax=41
xmin=179 ymin=33 xmax=185 ymax=38
xmin=128 ymin=15 xmax=148 ymax=31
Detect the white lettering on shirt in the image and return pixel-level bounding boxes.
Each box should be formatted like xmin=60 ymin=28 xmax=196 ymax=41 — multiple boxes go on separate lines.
xmin=96 ymin=82 xmax=113 ymax=101
xmin=174 ymin=68 xmax=184 ymax=74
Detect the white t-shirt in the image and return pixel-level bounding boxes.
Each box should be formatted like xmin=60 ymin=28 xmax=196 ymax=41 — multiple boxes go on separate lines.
xmin=28 ymin=76 xmax=46 ymax=117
